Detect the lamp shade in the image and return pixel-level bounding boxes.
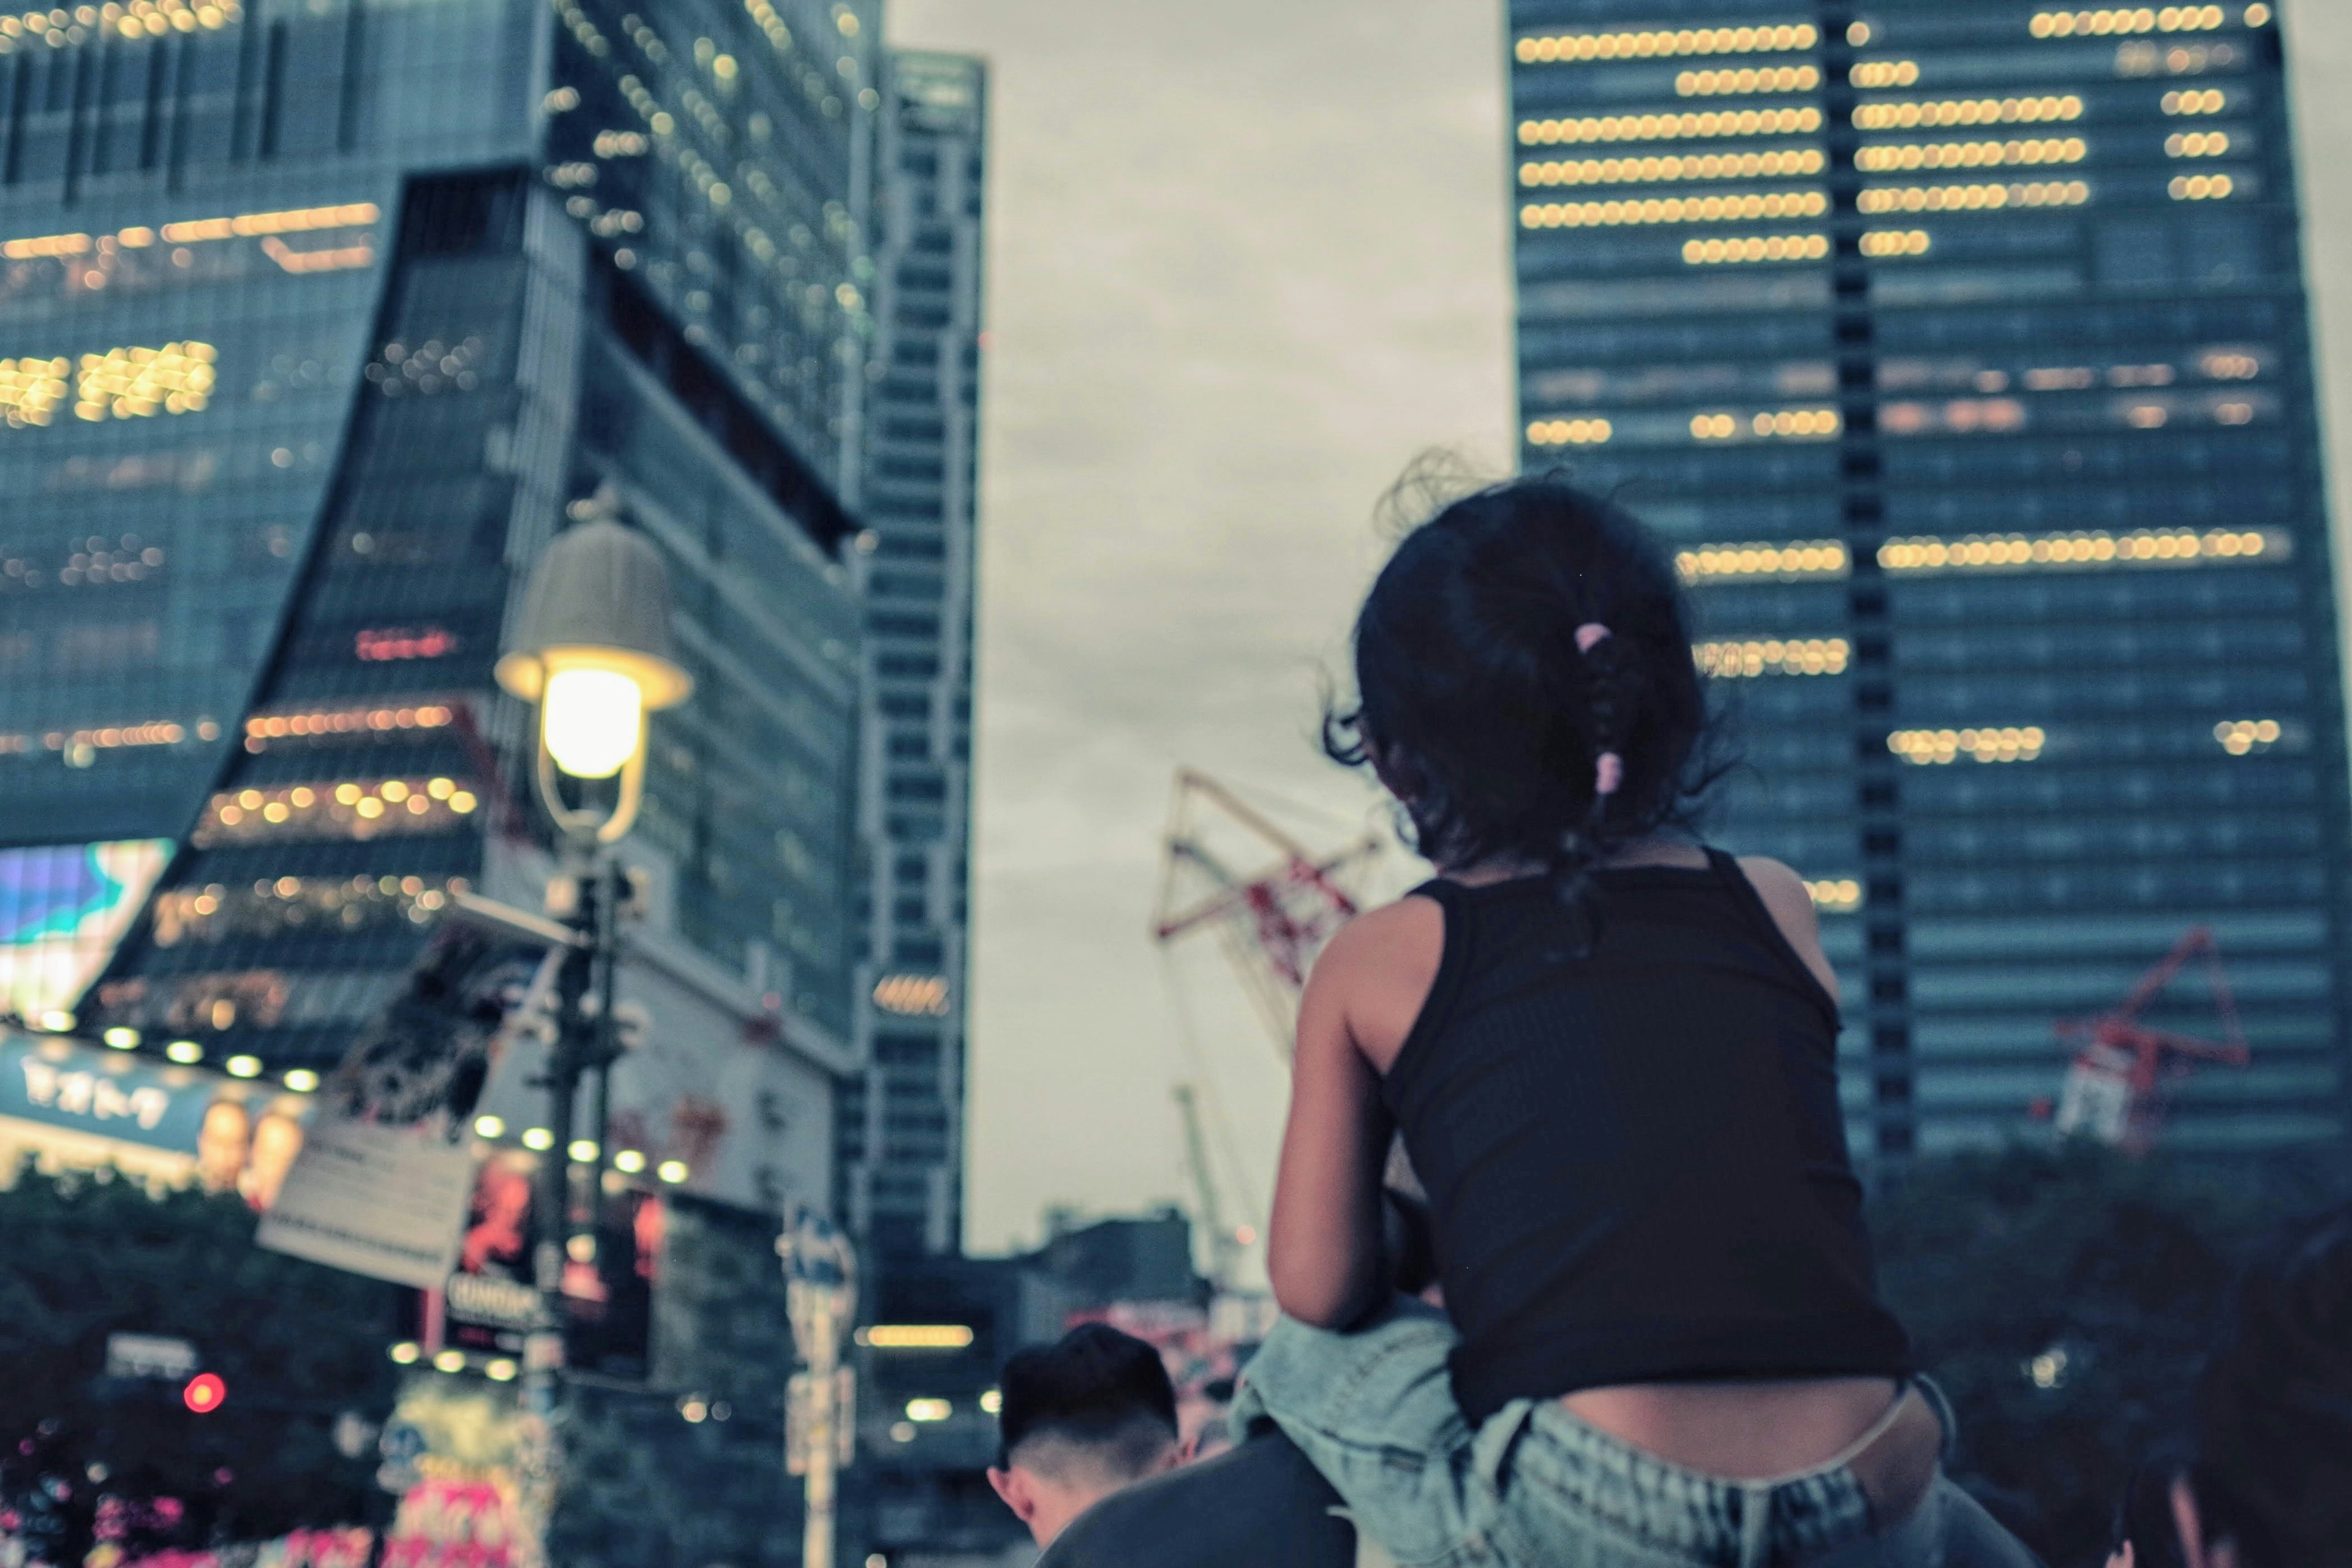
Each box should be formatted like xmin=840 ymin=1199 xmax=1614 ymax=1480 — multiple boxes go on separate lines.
xmin=494 ymin=517 xmax=694 ymax=711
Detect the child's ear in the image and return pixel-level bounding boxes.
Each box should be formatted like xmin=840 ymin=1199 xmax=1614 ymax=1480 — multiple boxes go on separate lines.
xmin=986 ymin=1465 xmax=1039 ymax=1525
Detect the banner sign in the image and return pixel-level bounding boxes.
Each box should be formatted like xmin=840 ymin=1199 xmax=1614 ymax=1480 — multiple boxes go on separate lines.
xmin=1 ymin=1031 xmax=213 ymax=1151
xmin=256 ymin=1116 xmax=477 ymax=1289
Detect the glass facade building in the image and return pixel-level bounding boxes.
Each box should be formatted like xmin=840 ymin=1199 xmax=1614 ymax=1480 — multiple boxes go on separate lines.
xmin=837 ymin=48 xmax=985 ymax=1262
xmin=1507 ymin=1 xmax=2349 ymax=1158
xmin=0 ymin=0 xmax=877 ymax=1202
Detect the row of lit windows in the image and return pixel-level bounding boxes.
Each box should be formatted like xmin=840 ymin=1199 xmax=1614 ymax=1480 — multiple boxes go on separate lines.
xmin=1517 ymin=108 xmax=1822 ymax=146
xmin=1695 ymin=638 xmax=1850 ymax=677
xmin=1515 ymin=24 xmax=1817 ymax=64
xmin=1890 ymin=728 xmax=2048 ymax=766
xmin=2166 ymin=131 xmax=2231 ymax=157
xmin=2163 ymin=89 xmax=2228 ymax=115
xmin=194 ymin=777 xmax=480 ymax=845
xmin=1850 ymin=61 xmax=1921 ymax=89
xmin=1855 ymin=137 xmax=2085 ymax=173
xmin=1885 ymin=720 xmax=2286 ymax=765
xmin=242 ymin=703 xmax=457 ymax=752
xmin=2171 ymin=173 xmax=2235 ymax=200
xmin=2118 ymin=40 xmax=2245 ymax=77
xmin=151 ymin=875 xmax=472 ymax=948
xmin=1854 ymin=96 xmax=2083 ymax=130
xmin=1692 ymin=408 xmax=1842 ymax=439
xmin=1531 ymin=390 xmax=2261 ymax=446
xmin=1676 ymin=528 xmax=2283 ymax=583
xmin=0 ymin=0 xmax=236 ymax=52
xmin=2029 ymin=7 xmax=2234 ymax=39
xmin=0 ymin=342 xmax=214 ymax=428
xmin=1858 ymin=182 xmax=2087 ymax=215
xmin=1526 ymin=418 xmax=1614 ymax=447
xmin=1876 ymin=529 xmax=2278 ymax=573
xmin=2 ymin=540 xmax=167 ymax=591
xmin=0 ymin=716 xmax=217 ymax=758
xmin=1683 ymin=233 xmax=1829 ymax=265
xmin=1679 ymin=66 xmax=1820 ymax=97
xmin=1676 ymin=541 xmax=1847 ymax=582
xmin=2214 ymin=718 xmax=2282 ymax=755
xmin=1858 ymin=229 xmax=1933 ymax=257
xmin=1521 ymin=190 xmax=1827 ymax=230
xmin=1519 ymin=149 xmax=1825 ymax=189
xmin=1806 ymin=879 xmax=1864 ymax=913
xmin=1 ymin=202 xmax=377 ymax=262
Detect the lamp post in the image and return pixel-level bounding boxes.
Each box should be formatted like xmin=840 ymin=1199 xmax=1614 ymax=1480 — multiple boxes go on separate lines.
xmin=494 ymin=494 xmax=693 ymax=1552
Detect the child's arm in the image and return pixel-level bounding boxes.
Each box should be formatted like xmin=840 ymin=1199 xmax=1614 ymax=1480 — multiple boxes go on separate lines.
xmin=1267 ymin=916 xmax=1398 ymax=1329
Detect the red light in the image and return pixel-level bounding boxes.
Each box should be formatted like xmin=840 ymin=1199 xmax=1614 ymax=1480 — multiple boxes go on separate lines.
xmin=183 ymin=1373 xmax=226 ymax=1414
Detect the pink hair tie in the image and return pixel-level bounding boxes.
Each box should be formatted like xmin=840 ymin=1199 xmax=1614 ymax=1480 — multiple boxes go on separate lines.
xmin=1574 ymin=622 xmax=1612 ymax=654
xmin=1594 ymin=752 xmax=1624 ymax=798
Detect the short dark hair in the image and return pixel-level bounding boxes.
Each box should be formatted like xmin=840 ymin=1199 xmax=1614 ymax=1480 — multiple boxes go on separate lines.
xmin=1324 ymin=471 xmax=1725 ymax=946
xmin=995 ymin=1322 xmax=1178 ymax=1476
xmin=2193 ymin=1204 xmax=2352 ymax=1567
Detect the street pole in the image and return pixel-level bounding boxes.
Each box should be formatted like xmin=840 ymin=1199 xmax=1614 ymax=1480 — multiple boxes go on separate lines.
xmin=496 ymin=500 xmax=693 ymax=1568
xmin=802 ymin=1287 xmax=839 ymax=1568
xmin=783 ymin=1210 xmax=857 ymax=1568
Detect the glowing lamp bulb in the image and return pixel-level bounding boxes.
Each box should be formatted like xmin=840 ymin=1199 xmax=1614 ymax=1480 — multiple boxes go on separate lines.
xmin=541 ymin=666 xmax=644 ymax=780
xmin=183 ymin=1373 xmax=226 ymax=1414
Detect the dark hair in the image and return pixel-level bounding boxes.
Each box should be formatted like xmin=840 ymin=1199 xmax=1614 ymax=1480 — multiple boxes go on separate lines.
xmin=1325 ymin=471 xmax=1721 ymax=943
xmin=2191 ymin=1204 xmax=2352 ymax=1567
xmin=995 ymin=1322 xmax=1178 ymax=1474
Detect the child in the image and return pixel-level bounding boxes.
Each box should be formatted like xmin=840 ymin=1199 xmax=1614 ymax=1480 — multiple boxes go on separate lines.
xmin=1239 ymin=476 xmax=2027 ymax=1568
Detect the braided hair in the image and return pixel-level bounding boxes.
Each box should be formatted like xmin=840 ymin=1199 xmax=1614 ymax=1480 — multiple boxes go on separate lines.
xmin=1325 ymin=470 xmax=1722 ymax=952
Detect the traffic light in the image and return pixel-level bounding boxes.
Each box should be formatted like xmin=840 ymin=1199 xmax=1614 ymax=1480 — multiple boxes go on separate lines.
xmin=182 ymin=1373 xmax=226 ymax=1414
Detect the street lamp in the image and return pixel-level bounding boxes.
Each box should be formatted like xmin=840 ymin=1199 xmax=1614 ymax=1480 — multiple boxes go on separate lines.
xmin=494 ymin=493 xmax=692 ymax=1529
xmin=494 ymin=496 xmax=694 ymax=845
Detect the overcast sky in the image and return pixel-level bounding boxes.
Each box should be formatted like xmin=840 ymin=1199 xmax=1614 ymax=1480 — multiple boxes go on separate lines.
xmin=884 ymin=0 xmax=2352 ymax=1258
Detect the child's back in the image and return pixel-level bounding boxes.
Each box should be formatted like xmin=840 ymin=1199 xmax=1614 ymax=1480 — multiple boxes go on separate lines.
xmin=1252 ymin=473 xmax=2037 ymax=1568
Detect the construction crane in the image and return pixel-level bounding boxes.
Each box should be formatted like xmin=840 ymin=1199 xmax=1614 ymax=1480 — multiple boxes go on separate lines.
xmin=1152 ymin=769 xmax=1381 ymax=1056
xmin=1152 ymin=769 xmax=1381 ymax=1289
xmin=2051 ymin=926 xmax=2249 ymax=1155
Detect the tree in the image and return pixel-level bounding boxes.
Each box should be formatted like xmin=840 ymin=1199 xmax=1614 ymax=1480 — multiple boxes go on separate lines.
xmin=1869 ymin=1141 xmax=2346 ymax=1565
xmin=0 ymin=1164 xmax=404 ymax=1564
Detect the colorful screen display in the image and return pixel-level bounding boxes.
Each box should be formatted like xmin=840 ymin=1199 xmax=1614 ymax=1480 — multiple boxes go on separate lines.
xmin=0 ymin=839 xmax=171 ymax=1022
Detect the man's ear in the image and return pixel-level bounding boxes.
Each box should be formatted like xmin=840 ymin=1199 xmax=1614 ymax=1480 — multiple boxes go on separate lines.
xmin=987 ymin=1465 xmax=1039 ymax=1525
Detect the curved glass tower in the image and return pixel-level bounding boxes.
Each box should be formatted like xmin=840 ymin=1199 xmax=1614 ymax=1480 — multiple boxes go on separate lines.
xmin=0 ymin=0 xmax=877 ymax=1168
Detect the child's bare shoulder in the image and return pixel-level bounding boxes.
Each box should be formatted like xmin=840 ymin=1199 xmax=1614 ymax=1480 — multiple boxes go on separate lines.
xmin=1308 ymin=892 xmax=1449 ymax=1069
xmin=1735 ymin=854 xmax=1814 ymax=910
xmin=1319 ymin=889 xmax=1447 ymax=971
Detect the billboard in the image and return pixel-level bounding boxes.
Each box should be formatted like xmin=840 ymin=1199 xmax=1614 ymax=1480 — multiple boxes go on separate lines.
xmin=0 ymin=1027 xmax=308 ymax=1203
xmin=432 ymin=1151 xmax=658 ymax=1379
xmin=0 ymin=839 xmax=171 ymax=1023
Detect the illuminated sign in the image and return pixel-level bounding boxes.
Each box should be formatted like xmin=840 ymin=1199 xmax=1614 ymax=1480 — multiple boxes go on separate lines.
xmin=3 ymin=1031 xmax=219 ymax=1150
xmin=872 ymin=973 xmax=950 ymax=1017
xmin=0 ymin=839 xmax=171 ymax=1021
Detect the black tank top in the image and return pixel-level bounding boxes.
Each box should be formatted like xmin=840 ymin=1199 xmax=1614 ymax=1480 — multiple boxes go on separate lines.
xmin=1384 ymin=851 xmax=1912 ymax=1423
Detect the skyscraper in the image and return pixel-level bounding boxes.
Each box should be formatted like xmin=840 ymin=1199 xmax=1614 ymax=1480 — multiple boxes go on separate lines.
xmin=839 ymin=48 xmax=986 ymax=1261
xmin=0 ymin=0 xmax=881 ymax=1210
xmin=1508 ymin=1 xmax=2348 ymax=1159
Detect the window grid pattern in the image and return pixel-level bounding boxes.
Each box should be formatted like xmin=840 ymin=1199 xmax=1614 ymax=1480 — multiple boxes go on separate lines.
xmin=1508 ymin=0 xmax=2349 ymax=1160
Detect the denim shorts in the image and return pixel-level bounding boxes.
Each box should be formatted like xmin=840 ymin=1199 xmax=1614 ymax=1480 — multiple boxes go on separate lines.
xmin=1233 ymin=1300 xmax=2040 ymax=1568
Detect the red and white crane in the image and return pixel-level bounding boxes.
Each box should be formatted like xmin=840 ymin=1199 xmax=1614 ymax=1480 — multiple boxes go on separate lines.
xmin=2051 ymin=926 xmax=2249 ymax=1155
xmin=1152 ymin=769 xmax=1379 ymax=1056
xmin=1151 ymin=770 xmax=1381 ymax=1284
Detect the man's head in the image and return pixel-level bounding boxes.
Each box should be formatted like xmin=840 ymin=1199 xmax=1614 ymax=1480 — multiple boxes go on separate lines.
xmin=986 ymin=1322 xmax=1182 ymax=1547
xmin=2109 ymin=1205 xmax=2352 ymax=1568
